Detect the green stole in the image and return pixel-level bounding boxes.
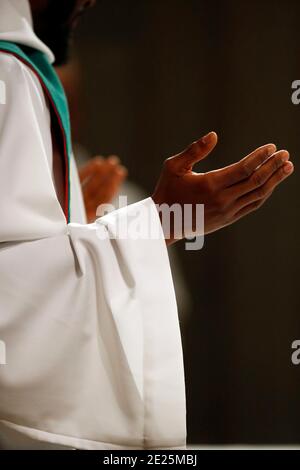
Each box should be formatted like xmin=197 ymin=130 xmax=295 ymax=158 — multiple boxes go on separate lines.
xmin=0 ymin=40 xmax=72 ymax=222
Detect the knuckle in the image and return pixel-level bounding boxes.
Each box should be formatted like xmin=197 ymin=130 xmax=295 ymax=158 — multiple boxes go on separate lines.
xmin=258 ymin=152 xmax=267 ymax=166
xmin=252 ymin=171 xmax=264 ymax=187
xmin=193 ymin=139 xmax=204 ymax=150
xmin=241 ymin=162 xmax=252 ymax=179
xmin=185 ymin=142 xmax=193 ymax=154
xmin=164 ymin=157 xmax=175 ymax=171
xmin=185 ymin=143 xmax=193 ymax=156
xmin=272 ymin=158 xmax=281 ymax=173
xmin=275 ymin=157 xmax=283 ymax=170
xmin=272 ymin=161 xmax=279 ymax=173
xmin=187 ymin=141 xmax=200 ymax=158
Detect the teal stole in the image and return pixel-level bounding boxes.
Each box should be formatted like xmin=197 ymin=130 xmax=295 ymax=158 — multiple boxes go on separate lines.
xmin=0 ymin=41 xmax=72 ymax=222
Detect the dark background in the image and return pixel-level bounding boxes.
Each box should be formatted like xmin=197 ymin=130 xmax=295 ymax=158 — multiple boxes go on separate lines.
xmin=73 ymin=0 xmax=300 ymax=444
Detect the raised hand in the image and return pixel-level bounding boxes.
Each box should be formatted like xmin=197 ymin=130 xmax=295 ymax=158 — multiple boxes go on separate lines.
xmin=79 ymin=156 xmax=127 ymax=223
xmin=152 ymin=132 xmax=294 ymax=244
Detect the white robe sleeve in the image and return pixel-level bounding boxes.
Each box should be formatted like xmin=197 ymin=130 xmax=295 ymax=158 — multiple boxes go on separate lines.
xmin=0 ymin=53 xmax=186 ymax=449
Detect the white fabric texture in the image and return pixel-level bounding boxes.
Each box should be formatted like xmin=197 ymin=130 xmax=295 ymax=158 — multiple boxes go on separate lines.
xmin=0 ymin=0 xmax=186 ymax=450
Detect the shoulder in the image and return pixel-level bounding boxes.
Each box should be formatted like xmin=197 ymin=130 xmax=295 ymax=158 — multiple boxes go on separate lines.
xmin=0 ymin=50 xmax=50 ymax=122
xmin=0 ymin=50 xmax=28 ymax=80
xmin=0 ymin=51 xmax=46 ymax=102
xmin=0 ymin=52 xmax=23 ymax=101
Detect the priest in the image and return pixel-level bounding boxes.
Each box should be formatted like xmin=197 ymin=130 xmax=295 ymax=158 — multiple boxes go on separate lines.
xmin=0 ymin=0 xmax=294 ymax=450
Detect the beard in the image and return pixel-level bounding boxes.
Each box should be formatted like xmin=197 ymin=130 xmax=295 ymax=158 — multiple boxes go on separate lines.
xmin=33 ymin=0 xmax=78 ymax=66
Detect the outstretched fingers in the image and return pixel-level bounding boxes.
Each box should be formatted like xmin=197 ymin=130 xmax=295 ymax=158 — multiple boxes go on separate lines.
xmin=227 ymin=150 xmax=290 ymax=199
xmin=231 ymin=160 xmax=294 ymax=218
xmin=213 ymin=144 xmax=277 ymax=189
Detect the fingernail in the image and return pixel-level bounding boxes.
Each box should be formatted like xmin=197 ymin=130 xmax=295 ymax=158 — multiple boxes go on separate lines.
xmin=284 ymin=162 xmax=294 ymax=174
xmin=202 ymin=132 xmax=214 ymax=144
xmin=280 ymin=151 xmax=290 ymax=163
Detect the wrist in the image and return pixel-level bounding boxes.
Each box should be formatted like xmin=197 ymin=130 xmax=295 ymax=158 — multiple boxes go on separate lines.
xmin=151 ymin=195 xmax=177 ymax=246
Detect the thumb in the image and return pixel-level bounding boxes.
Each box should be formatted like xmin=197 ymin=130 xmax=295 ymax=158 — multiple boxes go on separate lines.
xmin=173 ymin=131 xmax=218 ymax=173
